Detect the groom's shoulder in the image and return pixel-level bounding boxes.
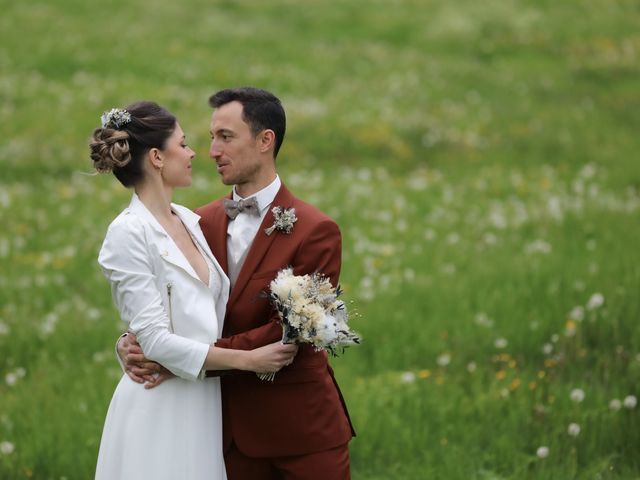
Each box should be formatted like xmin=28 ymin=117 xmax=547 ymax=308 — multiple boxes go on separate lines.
xmin=290 ymin=193 xmax=338 ymax=229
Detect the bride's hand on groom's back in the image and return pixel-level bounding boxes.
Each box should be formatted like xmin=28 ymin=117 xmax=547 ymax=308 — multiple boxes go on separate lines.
xmin=117 ymin=332 xmax=166 ymax=385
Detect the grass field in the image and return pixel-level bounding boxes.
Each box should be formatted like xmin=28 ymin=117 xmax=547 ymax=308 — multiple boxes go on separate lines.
xmin=1 ymin=0 xmax=640 ymax=478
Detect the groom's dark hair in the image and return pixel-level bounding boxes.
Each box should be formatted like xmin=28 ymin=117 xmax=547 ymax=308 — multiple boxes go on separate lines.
xmin=209 ymin=87 xmax=286 ymax=158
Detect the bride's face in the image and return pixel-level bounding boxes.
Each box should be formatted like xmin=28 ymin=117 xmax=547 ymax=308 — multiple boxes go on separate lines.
xmin=159 ymin=123 xmax=195 ymax=188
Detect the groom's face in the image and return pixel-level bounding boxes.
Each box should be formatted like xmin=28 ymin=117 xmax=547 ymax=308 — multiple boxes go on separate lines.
xmin=209 ymin=101 xmax=262 ymax=187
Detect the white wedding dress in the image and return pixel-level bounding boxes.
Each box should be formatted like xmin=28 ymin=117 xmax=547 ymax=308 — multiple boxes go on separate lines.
xmin=95 ymin=198 xmax=229 ymax=480
xmin=95 ymin=267 xmax=227 ymax=480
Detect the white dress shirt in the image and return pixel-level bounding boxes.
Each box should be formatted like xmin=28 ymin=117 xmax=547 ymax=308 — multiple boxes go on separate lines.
xmin=227 ymin=175 xmax=281 ymax=268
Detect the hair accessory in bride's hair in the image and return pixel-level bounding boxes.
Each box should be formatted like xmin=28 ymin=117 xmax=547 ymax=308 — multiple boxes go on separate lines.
xmin=100 ymin=108 xmax=132 ymax=129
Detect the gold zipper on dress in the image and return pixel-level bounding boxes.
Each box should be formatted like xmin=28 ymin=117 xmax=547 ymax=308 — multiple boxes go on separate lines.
xmin=166 ymin=283 xmax=174 ymax=333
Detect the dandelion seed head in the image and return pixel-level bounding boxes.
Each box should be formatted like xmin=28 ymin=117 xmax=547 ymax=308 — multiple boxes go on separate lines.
xmin=401 ymin=372 xmax=416 ymax=384
xmin=5 ymin=373 xmax=17 ymax=386
xmin=568 ymin=306 xmax=585 ymax=322
xmin=609 ymin=399 xmax=622 ymax=411
xmin=536 ymin=446 xmax=549 ymax=459
xmin=474 ymin=313 xmax=494 ymax=328
xmin=0 ymin=441 xmax=14 ymax=455
xmin=494 ymin=337 xmax=508 ymax=349
xmin=586 ymin=292 xmax=604 ymax=310
xmin=567 ymin=423 xmax=581 ymax=437
xmin=570 ymin=388 xmax=585 ymax=403
xmin=623 ymin=395 xmax=637 ymax=409
xmin=436 ymin=353 xmax=451 ymax=367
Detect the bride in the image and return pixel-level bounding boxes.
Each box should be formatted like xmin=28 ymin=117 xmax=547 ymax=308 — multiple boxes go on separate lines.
xmin=90 ymin=101 xmax=297 ymax=479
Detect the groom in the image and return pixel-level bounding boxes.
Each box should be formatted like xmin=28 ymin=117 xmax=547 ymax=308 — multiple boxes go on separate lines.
xmin=119 ymin=87 xmax=355 ymax=479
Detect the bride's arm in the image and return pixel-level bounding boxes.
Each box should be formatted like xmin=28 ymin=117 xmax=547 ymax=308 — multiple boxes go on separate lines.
xmin=100 ymin=218 xmax=210 ymax=380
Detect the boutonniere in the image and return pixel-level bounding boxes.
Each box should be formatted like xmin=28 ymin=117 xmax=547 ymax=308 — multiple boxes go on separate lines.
xmin=265 ymin=206 xmax=297 ymax=236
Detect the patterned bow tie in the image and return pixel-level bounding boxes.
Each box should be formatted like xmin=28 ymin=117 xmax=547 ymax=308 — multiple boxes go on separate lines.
xmin=223 ymin=197 xmax=260 ymax=219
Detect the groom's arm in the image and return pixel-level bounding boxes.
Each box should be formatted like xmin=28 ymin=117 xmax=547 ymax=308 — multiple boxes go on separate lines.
xmin=214 ymin=218 xmax=342 ymax=352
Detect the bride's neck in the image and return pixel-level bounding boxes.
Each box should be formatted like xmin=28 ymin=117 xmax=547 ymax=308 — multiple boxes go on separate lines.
xmin=135 ymin=181 xmax=174 ymax=222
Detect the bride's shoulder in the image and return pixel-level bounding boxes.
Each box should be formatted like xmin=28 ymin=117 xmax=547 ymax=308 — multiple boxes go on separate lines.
xmin=104 ymin=207 xmax=147 ymax=242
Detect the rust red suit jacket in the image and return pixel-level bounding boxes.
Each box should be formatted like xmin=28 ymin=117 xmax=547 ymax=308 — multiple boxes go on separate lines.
xmin=196 ymin=184 xmax=355 ymax=458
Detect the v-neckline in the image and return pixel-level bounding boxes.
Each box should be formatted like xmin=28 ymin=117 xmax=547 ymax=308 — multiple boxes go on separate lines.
xmin=164 ymin=212 xmax=211 ymax=288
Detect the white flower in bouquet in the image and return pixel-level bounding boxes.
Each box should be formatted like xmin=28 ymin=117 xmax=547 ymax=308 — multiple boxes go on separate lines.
xmin=270 ymin=268 xmax=306 ymax=302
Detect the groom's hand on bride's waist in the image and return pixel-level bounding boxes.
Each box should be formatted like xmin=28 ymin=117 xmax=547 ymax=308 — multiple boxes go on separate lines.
xmin=117 ymin=332 xmax=165 ymax=385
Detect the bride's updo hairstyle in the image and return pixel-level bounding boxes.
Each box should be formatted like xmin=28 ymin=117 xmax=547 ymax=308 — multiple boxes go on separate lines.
xmin=90 ymin=101 xmax=176 ymax=187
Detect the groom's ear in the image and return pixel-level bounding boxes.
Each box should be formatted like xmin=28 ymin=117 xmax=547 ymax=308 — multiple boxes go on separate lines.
xmin=258 ymin=129 xmax=276 ymax=154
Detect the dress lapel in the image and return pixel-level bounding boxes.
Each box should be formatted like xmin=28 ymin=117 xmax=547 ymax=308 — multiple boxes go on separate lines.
xmin=227 ymin=185 xmax=295 ymax=309
xmin=173 ymin=203 xmax=229 ymax=293
xmin=127 ymin=194 xmax=202 ymax=283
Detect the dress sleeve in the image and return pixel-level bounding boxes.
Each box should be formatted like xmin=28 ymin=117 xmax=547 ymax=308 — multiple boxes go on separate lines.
xmin=99 ymin=217 xmax=209 ymax=381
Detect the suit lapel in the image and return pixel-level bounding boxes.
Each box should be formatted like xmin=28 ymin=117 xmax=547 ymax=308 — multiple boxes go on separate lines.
xmin=203 ymin=196 xmax=231 ymax=275
xmin=227 ymin=185 xmax=295 ymax=309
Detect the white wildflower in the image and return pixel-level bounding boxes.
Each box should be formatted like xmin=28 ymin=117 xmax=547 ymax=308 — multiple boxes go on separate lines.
xmin=525 ymin=239 xmax=552 ymax=255
xmin=609 ymin=399 xmax=622 ymax=411
xmin=0 ymin=441 xmax=14 ymax=455
xmin=570 ymin=388 xmax=585 ymax=403
xmin=474 ymin=313 xmax=494 ymax=328
xmin=5 ymin=373 xmax=17 ymax=386
xmin=446 ymin=233 xmax=460 ymax=245
xmin=542 ymin=343 xmax=553 ymax=355
xmin=436 ymin=353 xmax=451 ymax=367
xmin=467 ymin=362 xmax=477 ymax=373
xmin=586 ymin=292 xmax=604 ymax=310
xmin=536 ymin=446 xmax=549 ymax=459
xmin=401 ymin=372 xmax=416 ymax=384
xmin=567 ymin=423 xmax=581 ymax=437
xmin=424 ymin=229 xmax=436 ymax=241
xmin=494 ymin=337 xmax=508 ymax=349
xmin=483 ymin=232 xmax=497 ymax=245
xmin=568 ymin=306 xmax=585 ymax=322
xmin=623 ymin=395 xmax=637 ymax=409
xmin=440 ymin=264 xmax=456 ymax=275
xmin=41 ymin=312 xmax=59 ymax=336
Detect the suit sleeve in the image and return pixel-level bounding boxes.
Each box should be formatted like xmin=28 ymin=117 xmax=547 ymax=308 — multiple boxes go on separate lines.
xmin=215 ymin=219 xmax=342 ymax=351
xmin=99 ymin=218 xmax=209 ymax=380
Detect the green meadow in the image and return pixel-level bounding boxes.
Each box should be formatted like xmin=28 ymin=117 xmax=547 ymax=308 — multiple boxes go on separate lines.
xmin=1 ymin=0 xmax=640 ymax=478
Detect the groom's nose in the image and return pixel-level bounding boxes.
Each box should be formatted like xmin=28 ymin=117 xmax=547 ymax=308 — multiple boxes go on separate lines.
xmin=210 ymin=141 xmax=221 ymax=159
